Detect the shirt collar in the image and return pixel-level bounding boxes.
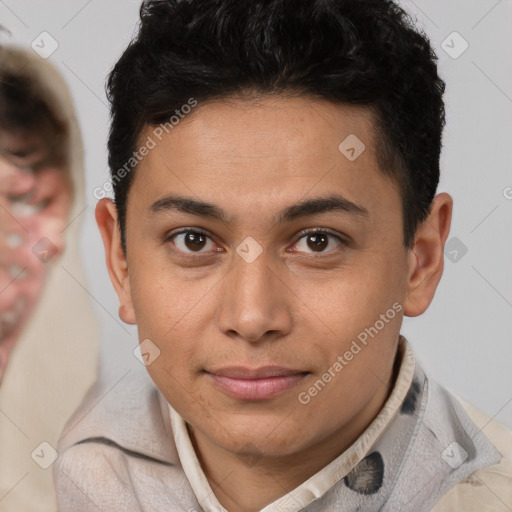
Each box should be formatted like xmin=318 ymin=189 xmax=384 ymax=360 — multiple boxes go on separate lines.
xmin=168 ymin=335 xmax=415 ymax=512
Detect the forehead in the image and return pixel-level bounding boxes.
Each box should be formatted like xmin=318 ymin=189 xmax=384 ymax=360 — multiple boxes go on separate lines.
xmin=142 ymin=95 xmax=376 ymax=164
xmin=130 ymin=95 xmax=399 ymax=220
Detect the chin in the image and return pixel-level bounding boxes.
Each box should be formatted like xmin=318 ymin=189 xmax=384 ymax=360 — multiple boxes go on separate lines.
xmin=201 ymin=410 xmax=313 ymax=458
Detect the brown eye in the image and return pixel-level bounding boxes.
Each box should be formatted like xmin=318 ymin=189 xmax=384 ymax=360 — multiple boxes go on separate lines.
xmin=306 ymin=233 xmax=329 ymax=252
xmin=293 ymin=230 xmax=343 ymax=254
xmin=170 ymin=230 xmax=216 ymax=254
xmin=184 ymin=231 xmax=207 ymax=251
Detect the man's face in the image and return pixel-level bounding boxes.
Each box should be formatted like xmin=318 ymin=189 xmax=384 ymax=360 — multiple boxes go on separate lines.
xmin=0 ymin=131 xmax=70 ymax=374
xmin=116 ymin=96 xmax=414 ymax=458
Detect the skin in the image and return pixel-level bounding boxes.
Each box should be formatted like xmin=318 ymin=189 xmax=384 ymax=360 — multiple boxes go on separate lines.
xmin=97 ymin=95 xmax=452 ymax=512
xmin=0 ymin=132 xmax=70 ymax=379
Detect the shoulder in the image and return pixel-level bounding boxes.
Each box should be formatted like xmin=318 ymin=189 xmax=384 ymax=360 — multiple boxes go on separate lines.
xmin=431 ymin=397 xmax=512 ymax=511
xmin=54 ymin=439 xmax=190 ymax=511
xmin=57 ymin=369 xmax=179 ymax=461
xmin=54 ymin=441 xmax=135 ymax=511
xmin=55 ymin=438 xmax=197 ymax=511
xmin=54 ymin=370 xmax=185 ymax=511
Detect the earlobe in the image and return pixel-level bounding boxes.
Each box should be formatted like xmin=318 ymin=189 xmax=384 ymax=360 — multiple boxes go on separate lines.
xmin=95 ymin=198 xmax=136 ymax=325
xmin=403 ymin=193 xmax=453 ymax=317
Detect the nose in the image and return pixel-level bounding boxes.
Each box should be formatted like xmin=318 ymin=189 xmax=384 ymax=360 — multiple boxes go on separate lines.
xmin=216 ymin=251 xmax=293 ymax=344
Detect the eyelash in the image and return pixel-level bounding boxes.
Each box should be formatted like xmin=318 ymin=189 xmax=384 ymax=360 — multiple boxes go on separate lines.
xmin=290 ymin=227 xmax=347 ymax=256
xmin=165 ymin=227 xmax=347 ymax=259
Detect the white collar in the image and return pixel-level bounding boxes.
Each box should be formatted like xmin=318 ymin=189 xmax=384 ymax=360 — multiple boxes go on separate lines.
xmin=169 ymin=336 xmax=415 ymax=512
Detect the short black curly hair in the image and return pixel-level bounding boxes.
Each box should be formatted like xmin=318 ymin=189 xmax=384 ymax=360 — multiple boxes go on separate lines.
xmin=107 ymin=0 xmax=445 ymax=250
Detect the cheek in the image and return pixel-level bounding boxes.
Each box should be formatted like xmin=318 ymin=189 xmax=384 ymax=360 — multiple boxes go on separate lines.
xmin=296 ymin=250 xmax=405 ymax=390
xmin=128 ymin=240 xmax=220 ymax=331
xmin=0 ymin=216 xmax=57 ymax=319
xmin=303 ymin=255 xmax=404 ymax=337
xmin=144 ymin=338 xmax=201 ymax=426
xmin=129 ymin=264 xmax=182 ymax=338
xmin=128 ymin=258 xmax=210 ymax=374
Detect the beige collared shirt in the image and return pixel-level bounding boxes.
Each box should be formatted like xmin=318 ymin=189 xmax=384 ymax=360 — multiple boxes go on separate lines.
xmin=54 ymin=336 xmax=512 ymax=511
xmin=168 ymin=338 xmax=512 ymax=511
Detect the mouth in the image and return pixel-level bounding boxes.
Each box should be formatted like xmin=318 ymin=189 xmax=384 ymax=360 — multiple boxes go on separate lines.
xmin=204 ymin=366 xmax=310 ymax=401
xmin=9 ymin=197 xmax=50 ymax=217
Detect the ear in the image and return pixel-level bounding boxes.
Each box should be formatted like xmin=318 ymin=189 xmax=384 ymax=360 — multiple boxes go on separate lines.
xmin=403 ymin=192 xmax=453 ymax=317
xmin=95 ymin=198 xmax=136 ymax=324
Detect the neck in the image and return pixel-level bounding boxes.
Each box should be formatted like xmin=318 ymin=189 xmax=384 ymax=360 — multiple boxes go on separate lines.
xmin=188 ymin=365 xmax=397 ymax=512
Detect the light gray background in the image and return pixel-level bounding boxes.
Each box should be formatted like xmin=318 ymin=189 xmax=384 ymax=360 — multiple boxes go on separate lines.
xmin=2 ymin=0 xmax=511 ymax=428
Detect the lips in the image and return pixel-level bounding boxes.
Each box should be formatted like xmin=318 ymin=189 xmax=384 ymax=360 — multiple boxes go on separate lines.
xmin=205 ymin=366 xmax=309 ymax=401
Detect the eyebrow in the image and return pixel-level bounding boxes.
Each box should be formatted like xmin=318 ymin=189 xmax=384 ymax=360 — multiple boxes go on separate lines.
xmin=148 ymin=194 xmax=369 ymax=224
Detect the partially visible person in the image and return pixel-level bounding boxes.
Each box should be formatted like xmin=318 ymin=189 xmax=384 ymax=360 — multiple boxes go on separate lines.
xmin=0 ymin=44 xmax=99 ymax=511
xmin=0 ymin=132 xmax=69 ymax=379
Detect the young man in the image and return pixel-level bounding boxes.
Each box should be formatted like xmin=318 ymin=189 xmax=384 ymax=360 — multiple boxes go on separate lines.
xmin=55 ymin=0 xmax=512 ymax=510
